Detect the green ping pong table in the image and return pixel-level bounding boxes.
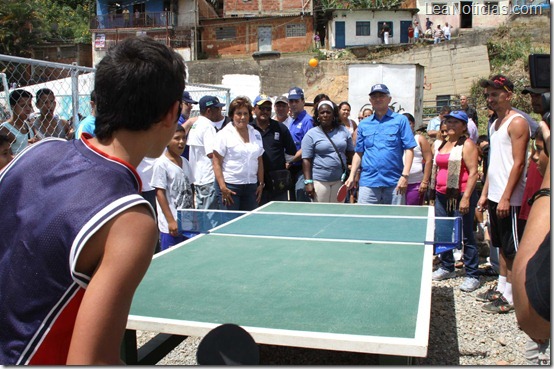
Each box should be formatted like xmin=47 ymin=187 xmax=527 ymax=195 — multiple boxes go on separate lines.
xmin=124 ymin=202 xmax=439 ymax=364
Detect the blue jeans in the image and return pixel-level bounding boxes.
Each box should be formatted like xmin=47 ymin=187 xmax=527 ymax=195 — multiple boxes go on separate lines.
xmin=435 ymin=191 xmax=479 ymax=279
xmin=358 ymin=186 xmax=405 ymax=205
xmin=215 ymin=182 xmax=258 ymax=211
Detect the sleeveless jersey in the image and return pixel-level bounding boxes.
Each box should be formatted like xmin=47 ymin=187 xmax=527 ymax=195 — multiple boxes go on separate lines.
xmin=488 ymin=113 xmax=528 ymax=205
xmin=0 ymin=135 xmax=153 ymax=365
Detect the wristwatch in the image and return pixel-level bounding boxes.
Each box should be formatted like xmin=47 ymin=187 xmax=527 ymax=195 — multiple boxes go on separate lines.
xmin=401 ymin=174 xmax=409 ymax=179
xmin=304 ymin=179 xmax=314 ymax=185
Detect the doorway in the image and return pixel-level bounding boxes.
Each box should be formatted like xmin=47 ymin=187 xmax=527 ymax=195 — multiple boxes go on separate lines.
xmin=335 ymin=21 xmax=345 ymax=48
xmin=460 ymin=1 xmax=473 ymax=28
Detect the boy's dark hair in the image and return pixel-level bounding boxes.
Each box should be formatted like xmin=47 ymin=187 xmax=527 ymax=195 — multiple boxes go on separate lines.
xmin=175 ymin=124 xmax=185 ymax=133
xmin=94 ymin=36 xmax=186 ymax=140
xmin=36 ymin=88 xmax=54 ymax=103
xmin=90 ymin=90 xmax=96 ymax=103
xmin=476 ymin=135 xmax=489 ymax=146
xmin=9 ymin=89 xmax=33 ymax=108
xmin=439 ymin=105 xmax=452 ymax=115
xmin=403 ymin=112 xmax=415 ymax=124
xmin=535 ymin=127 xmax=548 ymax=157
xmin=0 ymin=134 xmax=10 ymax=147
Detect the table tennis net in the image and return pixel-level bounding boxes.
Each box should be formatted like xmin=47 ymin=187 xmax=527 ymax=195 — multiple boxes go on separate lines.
xmin=177 ymin=209 xmax=461 ymax=255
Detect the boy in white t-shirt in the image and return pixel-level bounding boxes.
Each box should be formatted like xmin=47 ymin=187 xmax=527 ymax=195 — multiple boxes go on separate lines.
xmin=151 ymin=124 xmax=195 ymax=250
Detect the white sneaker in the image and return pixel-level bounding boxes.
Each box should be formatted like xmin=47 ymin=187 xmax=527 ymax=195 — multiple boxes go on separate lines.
xmin=460 ymin=277 xmax=480 ymax=292
xmin=432 ymin=268 xmax=456 ymax=281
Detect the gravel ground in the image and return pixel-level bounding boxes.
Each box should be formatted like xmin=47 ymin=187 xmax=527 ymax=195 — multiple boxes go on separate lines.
xmin=136 ymin=249 xmax=532 ymax=365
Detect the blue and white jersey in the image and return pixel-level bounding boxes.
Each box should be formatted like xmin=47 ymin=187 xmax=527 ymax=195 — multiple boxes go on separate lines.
xmin=0 ymin=135 xmax=154 ymax=365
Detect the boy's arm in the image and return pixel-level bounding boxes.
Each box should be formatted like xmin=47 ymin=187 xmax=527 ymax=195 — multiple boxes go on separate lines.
xmin=155 ymin=188 xmax=178 ymax=236
xmin=67 ymin=205 xmax=157 ymax=364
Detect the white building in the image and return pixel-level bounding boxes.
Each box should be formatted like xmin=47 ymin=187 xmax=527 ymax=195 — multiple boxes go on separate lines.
xmin=326 ymin=9 xmax=419 ymax=48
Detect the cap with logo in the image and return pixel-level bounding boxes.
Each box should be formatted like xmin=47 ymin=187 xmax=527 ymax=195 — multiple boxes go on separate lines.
xmin=199 ymin=95 xmax=225 ymax=110
xmin=182 ymin=91 xmax=198 ymax=104
xmin=444 ymin=110 xmax=469 ymax=123
xmin=369 ymin=84 xmax=391 ymax=96
xmin=479 ymin=74 xmax=514 ymax=92
xmin=253 ymin=94 xmax=272 ymax=107
xmin=287 ymin=87 xmax=304 ymax=100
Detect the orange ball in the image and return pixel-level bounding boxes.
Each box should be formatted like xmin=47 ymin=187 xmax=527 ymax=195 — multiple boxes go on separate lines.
xmin=308 ymin=58 xmax=318 ymax=68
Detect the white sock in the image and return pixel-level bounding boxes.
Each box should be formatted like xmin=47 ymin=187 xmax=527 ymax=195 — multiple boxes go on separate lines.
xmin=503 ymin=283 xmax=513 ymax=304
xmin=497 ymin=275 xmax=507 ymax=294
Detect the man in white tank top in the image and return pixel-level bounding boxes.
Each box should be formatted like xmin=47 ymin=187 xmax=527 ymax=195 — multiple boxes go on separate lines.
xmin=476 ymin=75 xmax=530 ymax=314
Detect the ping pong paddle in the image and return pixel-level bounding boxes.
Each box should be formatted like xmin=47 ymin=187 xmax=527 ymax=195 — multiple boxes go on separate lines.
xmin=196 ymin=323 xmax=259 ymax=365
xmin=336 ymin=184 xmax=348 ymax=203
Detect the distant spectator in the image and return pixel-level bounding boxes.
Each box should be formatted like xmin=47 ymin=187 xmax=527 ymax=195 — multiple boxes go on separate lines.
xmin=434 ymin=25 xmax=444 ymax=44
xmin=0 ymin=89 xmax=38 ymax=154
xmin=443 ymin=22 xmax=452 ymax=41
xmin=408 ymin=23 xmax=414 ymax=43
xmin=33 ymin=88 xmax=72 ymax=139
xmin=426 ymin=17 xmax=433 ymax=30
xmin=460 ymin=95 xmax=479 ymax=127
xmin=427 ymin=105 xmax=452 ymax=139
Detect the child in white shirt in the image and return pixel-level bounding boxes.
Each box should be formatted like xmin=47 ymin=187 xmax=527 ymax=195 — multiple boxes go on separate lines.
xmin=151 ymin=125 xmax=194 ymax=250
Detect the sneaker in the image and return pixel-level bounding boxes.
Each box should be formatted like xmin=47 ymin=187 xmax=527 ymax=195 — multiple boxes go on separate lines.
xmin=460 ymin=277 xmax=480 ymax=292
xmin=481 ymin=295 xmax=514 ymax=314
xmin=475 ymin=288 xmax=502 ymax=302
xmin=432 ymin=268 xmax=456 ymax=281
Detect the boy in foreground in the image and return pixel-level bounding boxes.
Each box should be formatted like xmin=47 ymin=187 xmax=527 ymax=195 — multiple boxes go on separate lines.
xmin=0 ymin=36 xmax=186 ymax=364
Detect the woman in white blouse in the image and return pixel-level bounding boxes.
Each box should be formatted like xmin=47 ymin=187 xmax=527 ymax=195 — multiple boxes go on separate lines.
xmin=213 ymin=96 xmax=265 ymax=210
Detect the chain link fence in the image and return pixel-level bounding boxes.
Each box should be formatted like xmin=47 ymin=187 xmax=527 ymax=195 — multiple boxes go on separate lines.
xmin=0 ymin=54 xmax=230 ymax=147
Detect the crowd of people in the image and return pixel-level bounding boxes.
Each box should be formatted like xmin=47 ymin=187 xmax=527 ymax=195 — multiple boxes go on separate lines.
xmin=0 ymin=35 xmax=549 ymax=365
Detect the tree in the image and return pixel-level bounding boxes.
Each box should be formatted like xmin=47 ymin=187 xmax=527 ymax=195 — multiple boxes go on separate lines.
xmin=0 ymin=0 xmax=45 ymax=56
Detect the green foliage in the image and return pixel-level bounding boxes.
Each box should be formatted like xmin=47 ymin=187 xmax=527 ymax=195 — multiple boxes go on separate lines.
xmin=0 ymin=0 xmax=46 ymax=56
xmin=36 ymin=0 xmax=91 ymax=43
xmin=0 ymin=0 xmax=91 ymax=56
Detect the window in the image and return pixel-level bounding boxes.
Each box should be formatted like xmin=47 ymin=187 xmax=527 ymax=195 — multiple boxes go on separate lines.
xmin=431 ymin=3 xmax=448 ymax=14
xmin=377 ymin=21 xmax=393 ymax=37
xmin=216 ymin=27 xmax=236 ymax=40
xmin=286 ymin=24 xmax=306 ymax=38
xmin=356 ymin=21 xmax=371 ymax=36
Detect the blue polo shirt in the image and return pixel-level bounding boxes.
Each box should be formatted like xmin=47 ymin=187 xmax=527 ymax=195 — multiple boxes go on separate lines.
xmin=288 ymin=109 xmax=314 ymax=167
xmin=356 ymin=109 xmax=417 ymax=187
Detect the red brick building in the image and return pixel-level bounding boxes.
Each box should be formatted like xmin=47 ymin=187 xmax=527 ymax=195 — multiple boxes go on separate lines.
xmin=199 ymin=0 xmax=314 ymax=58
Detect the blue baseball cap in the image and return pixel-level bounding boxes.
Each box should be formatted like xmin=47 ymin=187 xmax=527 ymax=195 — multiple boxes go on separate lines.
xmin=253 ymin=94 xmax=272 ymax=107
xmin=444 ymin=110 xmax=468 ymax=123
xmin=288 ymin=87 xmax=304 ymax=100
xmin=182 ymin=91 xmax=198 ymax=104
xmin=199 ymin=95 xmax=225 ymax=110
xmin=369 ymin=84 xmax=391 ymax=96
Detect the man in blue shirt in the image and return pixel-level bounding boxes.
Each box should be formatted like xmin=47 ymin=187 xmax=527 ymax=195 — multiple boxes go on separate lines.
xmin=285 ymin=86 xmax=314 ymax=201
xmin=345 ymin=83 xmax=416 ymax=205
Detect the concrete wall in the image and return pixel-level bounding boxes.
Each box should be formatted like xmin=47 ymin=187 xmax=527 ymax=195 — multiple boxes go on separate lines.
xmin=373 ymin=43 xmax=491 ymax=100
xmin=186 ymin=41 xmax=491 ymax=103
